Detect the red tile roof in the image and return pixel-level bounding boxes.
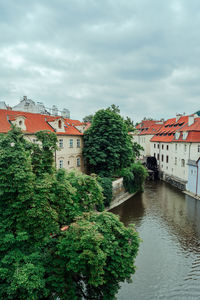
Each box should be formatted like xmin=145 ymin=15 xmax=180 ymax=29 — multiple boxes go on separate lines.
xmin=136 ymin=120 xmax=164 ymax=135
xmin=0 ymin=109 xmax=83 ymax=136
xmin=151 ymin=115 xmax=200 ymax=143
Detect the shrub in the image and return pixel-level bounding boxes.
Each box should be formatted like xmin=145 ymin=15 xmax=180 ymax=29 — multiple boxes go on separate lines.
xmin=122 ymin=163 xmax=148 ymax=194
xmin=97 ymin=176 xmax=113 ymax=207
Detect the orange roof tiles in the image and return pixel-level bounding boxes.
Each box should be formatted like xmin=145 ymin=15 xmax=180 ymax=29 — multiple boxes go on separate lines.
xmin=151 ymin=115 xmax=200 ymax=143
xmin=0 ymin=109 xmax=83 ymax=136
xmin=137 ymin=120 xmax=164 ymax=135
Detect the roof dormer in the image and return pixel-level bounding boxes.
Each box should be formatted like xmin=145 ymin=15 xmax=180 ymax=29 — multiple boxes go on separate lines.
xmin=47 ymin=117 xmax=65 ymax=132
xmin=9 ymin=115 xmax=26 ymax=131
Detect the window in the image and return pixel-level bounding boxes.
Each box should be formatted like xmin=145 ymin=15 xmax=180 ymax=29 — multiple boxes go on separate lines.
xmin=191 ymin=169 xmax=193 ymax=175
xmin=166 ymin=145 xmax=169 ymax=150
xmin=59 ymin=160 xmax=63 ymax=169
xmin=166 ymin=155 xmax=169 ymax=163
xmin=198 ymin=145 xmax=200 ymax=152
xmin=69 ymin=139 xmax=73 ymax=148
xmin=33 ymin=139 xmax=37 ymax=143
xmin=181 ymin=159 xmax=185 ymax=167
xmin=59 ymin=139 xmax=63 ymax=148
xmin=77 ymin=139 xmax=81 ymax=148
xmin=161 ymin=154 xmax=164 ymax=162
xmin=175 ymin=144 xmax=177 ymax=151
xmin=19 ymin=120 xmax=22 ymax=126
xmin=162 ymin=145 xmax=164 ymax=150
xmin=154 ymin=144 xmax=156 ymax=148
xmin=68 ymin=161 xmax=70 ymax=165
xmin=157 ymin=153 xmax=159 ymax=160
xmin=77 ymin=157 xmax=81 ymax=167
xmin=157 ymin=144 xmax=159 ymax=149
xmin=175 ymin=157 xmax=177 ymax=165
xmin=58 ymin=120 xmax=62 ymax=129
xmin=184 ymin=144 xmax=187 ymax=152
xmin=154 ymin=153 xmax=156 ymax=157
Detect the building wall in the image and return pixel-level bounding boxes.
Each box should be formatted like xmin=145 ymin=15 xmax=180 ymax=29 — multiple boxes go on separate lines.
xmin=187 ymin=165 xmax=198 ymax=194
xmin=132 ymin=134 xmax=153 ymax=158
xmin=150 ymin=141 xmax=200 ymax=183
xmin=25 ymin=134 xmax=84 ymax=172
xmin=187 ymin=160 xmax=200 ymax=196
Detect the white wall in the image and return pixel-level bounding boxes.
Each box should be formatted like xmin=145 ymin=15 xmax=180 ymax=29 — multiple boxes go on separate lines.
xmin=150 ymin=141 xmax=200 ymax=182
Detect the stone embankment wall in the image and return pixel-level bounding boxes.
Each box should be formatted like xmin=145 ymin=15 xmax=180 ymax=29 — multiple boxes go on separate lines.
xmin=108 ymin=178 xmax=135 ymax=210
xmin=159 ymin=171 xmax=187 ymax=191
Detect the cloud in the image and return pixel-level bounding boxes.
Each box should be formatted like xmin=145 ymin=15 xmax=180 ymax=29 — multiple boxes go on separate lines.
xmin=0 ymin=0 xmax=200 ymax=122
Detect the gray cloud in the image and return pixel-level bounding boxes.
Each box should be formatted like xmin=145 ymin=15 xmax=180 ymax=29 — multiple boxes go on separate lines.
xmin=0 ymin=0 xmax=200 ymax=122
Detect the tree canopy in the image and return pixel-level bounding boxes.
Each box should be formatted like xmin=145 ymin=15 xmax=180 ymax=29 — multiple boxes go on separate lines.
xmin=83 ymin=107 xmax=134 ymax=177
xmin=0 ymin=126 xmax=140 ymax=299
xmin=82 ymin=114 xmax=94 ymax=123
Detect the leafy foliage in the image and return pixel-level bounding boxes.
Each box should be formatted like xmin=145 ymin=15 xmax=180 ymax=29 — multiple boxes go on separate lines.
xmin=83 ymin=114 xmax=94 ymax=123
xmin=57 ymin=212 xmax=140 ymax=299
xmin=97 ymin=176 xmax=113 ymax=207
xmin=132 ymin=142 xmax=144 ymax=160
xmin=0 ymin=127 xmax=140 ymax=299
xmin=124 ymin=116 xmax=135 ymax=132
xmin=122 ymin=163 xmax=148 ymax=194
xmin=83 ymin=108 xmax=134 ymax=177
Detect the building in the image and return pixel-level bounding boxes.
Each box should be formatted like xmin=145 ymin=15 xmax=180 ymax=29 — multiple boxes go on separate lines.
xmin=131 ymin=120 xmax=164 ymax=158
xmin=187 ymin=158 xmax=200 ymax=196
xmin=150 ymin=114 xmax=200 ymax=190
xmin=12 ymin=96 xmax=70 ymax=118
xmin=0 ymin=109 xmax=86 ymax=172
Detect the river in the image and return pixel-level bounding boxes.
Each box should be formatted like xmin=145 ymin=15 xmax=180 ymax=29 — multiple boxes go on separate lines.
xmin=110 ymin=181 xmax=200 ymax=300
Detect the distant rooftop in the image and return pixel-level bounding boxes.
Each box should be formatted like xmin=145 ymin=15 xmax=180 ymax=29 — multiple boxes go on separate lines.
xmin=0 ymin=96 xmax=70 ymax=118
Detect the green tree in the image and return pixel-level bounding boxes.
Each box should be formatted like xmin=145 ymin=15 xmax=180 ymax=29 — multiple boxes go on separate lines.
xmin=0 ymin=127 xmax=140 ymax=299
xmin=83 ymin=108 xmax=134 ymax=177
xmin=107 ymin=104 xmax=120 ymax=114
xmin=124 ymin=116 xmax=135 ymax=132
xmin=56 ymin=212 xmax=140 ymax=299
xmin=0 ymin=127 xmax=57 ymax=299
xmin=132 ymin=142 xmax=144 ymax=160
xmin=83 ymin=114 xmax=94 ymax=123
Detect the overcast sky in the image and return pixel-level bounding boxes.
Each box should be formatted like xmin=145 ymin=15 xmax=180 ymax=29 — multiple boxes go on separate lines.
xmin=0 ymin=0 xmax=200 ymax=122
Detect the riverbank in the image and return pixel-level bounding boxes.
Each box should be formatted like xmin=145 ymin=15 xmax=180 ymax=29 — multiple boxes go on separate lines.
xmin=107 ymin=177 xmax=136 ymax=210
xmin=183 ymin=190 xmax=200 ymax=201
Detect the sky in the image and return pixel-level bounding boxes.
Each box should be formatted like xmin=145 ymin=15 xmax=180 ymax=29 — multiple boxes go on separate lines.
xmin=0 ymin=0 xmax=200 ymax=122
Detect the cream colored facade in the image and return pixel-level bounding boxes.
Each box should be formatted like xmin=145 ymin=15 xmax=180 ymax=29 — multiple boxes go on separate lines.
xmin=26 ymin=134 xmax=84 ymax=172
xmin=132 ymin=134 xmax=154 ymax=158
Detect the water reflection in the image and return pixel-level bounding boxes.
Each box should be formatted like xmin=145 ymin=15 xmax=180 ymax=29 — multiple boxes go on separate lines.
xmin=111 ymin=181 xmax=200 ymax=300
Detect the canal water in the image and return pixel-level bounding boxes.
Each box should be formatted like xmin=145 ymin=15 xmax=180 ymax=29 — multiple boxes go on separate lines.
xmin=111 ymin=181 xmax=200 ymax=300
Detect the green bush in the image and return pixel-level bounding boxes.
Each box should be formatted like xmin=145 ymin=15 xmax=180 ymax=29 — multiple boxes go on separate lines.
xmin=131 ymin=162 xmax=148 ymax=192
xmin=122 ymin=168 xmax=135 ymax=193
xmin=122 ymin=163 xmax=148 ymax=194
xmin=97 ymin=176 xmax=113 ymax=207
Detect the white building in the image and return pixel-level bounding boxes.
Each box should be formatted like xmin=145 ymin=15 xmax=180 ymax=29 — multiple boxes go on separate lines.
xmin=150 ymin=114 xmax=200 ymax=190
xmin=131 ymin=120 xmax=164 ymax=159
xmin=12 ymin=96 xmax=70 ymax=118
